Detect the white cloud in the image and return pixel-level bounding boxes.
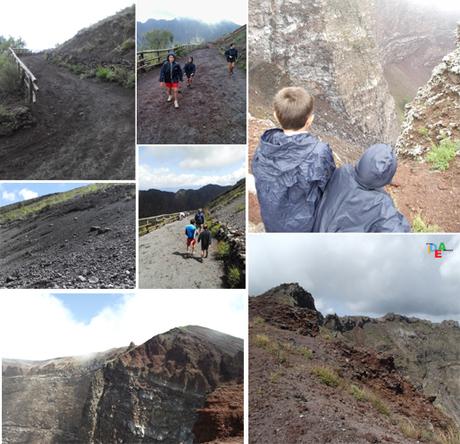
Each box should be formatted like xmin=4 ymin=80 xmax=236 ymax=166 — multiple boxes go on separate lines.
xmin=178 ymin=146 xmax=246 ymax=170
xmin=2 ymin=191 xmax=16 ymax=202
xmin=139 ymin=164 xmax=245 ymax=190
xmin=0 ymin=292 xmax=246 ymax=360
xmin=18 ymin=188 xmax=39 ymax=201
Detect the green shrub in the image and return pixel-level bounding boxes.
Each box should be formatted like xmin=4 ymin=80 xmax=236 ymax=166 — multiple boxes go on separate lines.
xmin=120 ymin=38 xmax=135 ymax=51
xmin=252 ymin=316 xmax=265 ymax=326
xmin=349 ymin=384 xmax=367 ymax=401
xmin=348 ymin=384 xmax=391 ymax=416
xmin=426 ymin=138 xmax=459 ymax=171
xmin=0 ymin=53 xmax=19 ymax=93
xmin=95 ymin=66 xmax=114 ymax=81
xmin=254 ymin=334 xmax=270 ymax=348
xmin=311 ymin=367 xmax=341 ymax=387
xmin=209 ymin=222 xmax=221 ymax=237
xmin=418 ymin=126 xmax=429 ymax=137
xmin=412 ymin=214 xmax=441 ymax=233
xmin=227 ymin=266 xmax=241 ymax=288
xmin=217 ymin=241 xmax=230 ymax=259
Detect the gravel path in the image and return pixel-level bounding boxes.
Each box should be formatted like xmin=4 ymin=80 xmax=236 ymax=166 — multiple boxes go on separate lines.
xmin=139 ymin=219 xmax=224 ymax=289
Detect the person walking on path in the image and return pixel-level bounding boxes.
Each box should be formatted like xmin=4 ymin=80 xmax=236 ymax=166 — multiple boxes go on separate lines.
xmin=198 ymin=224 xmax=212 ymax=262
xmin=194 ymin=209 xmax=205 ymax=232
xmin=185 ymin=219 xmax=197 ymax=257
xmin=224 ymin=43 xmax=238 ymax=77
xmin=159 ymin=51 xmax=183 ymax=109
xmin=184 ymin=56 xmax=196 ymax=88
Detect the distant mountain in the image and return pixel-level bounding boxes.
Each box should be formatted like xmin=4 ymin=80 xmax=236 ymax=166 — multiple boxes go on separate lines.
xmin=137 ymin=18 xmax=240 ymax=46
xmin=139 ymin=183 xmax=233 ymax=218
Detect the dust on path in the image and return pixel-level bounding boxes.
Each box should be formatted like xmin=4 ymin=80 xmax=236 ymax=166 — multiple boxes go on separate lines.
xmin=139 ymin=218 xmax=224 ymax=289
xmin=137 ymin=47 xmax=246 ymax=145
xmin=0 ymin=54 xmax=134 ymax=180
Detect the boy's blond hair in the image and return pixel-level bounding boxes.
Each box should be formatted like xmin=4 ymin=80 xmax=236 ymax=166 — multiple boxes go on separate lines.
xmin=273 ymin=87 xmax=314 ymax=130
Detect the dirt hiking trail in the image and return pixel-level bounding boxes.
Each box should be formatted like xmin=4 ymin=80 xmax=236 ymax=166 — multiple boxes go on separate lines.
xmin=137 ymin=47 xmax=246 ymax=145
xmin=0 ymin=54 xmax=134 ymax=180
xmin=139 ymin=219 xmax=224 ymax=289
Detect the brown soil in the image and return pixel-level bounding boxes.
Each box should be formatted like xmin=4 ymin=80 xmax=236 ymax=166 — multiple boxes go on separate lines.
xmin=0 ymin=54 xmax=134 ymax=180
xmin=249 ymin=299 xmax=454 ymax=444
xmin=137 ymin=47 xmax=246 ymax=145
xmin=193 ymin=383 xmax=244 ymax=443
xmin=390 ymin=157 xmax=460 ymax=232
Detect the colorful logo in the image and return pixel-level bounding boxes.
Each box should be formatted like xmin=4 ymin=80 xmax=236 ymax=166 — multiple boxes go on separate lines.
xmin=426 ymin=242 xmax=454 ymax=258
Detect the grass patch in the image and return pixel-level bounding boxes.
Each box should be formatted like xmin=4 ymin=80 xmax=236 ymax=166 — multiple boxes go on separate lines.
xmin=311 ymin=366 xmax=341 ymax=387
xmin=252 ymin=316 xmax=265 ymax=326
xmin=216 ymin=241 xmax=231 ymax=259
xmin=435 ymin=426 xmax=460 ymax=444
xmin=319 ymin=326 xmax=333 ymax=341
xmin=254 ymin=334 xmax=270 ymax=348
xmin=253 ymin=334 xmax=288 ymax=365
xmin=412 ymin=214 xmax=441 ymax=233
xmin=269 ymin=369 xmax=284 ymax=383
xmin=349 ymin=384 xmax=391 ymax=417
xmin=0 ymin=183 xmax=116 ymax=223
xmin=95 ymin=65 xmax=135 ymax=88
xmin=418 ymin=126 xmax=429 ymax=137
xmin=227 ymin=265 xmax=241 ymax=288
xmin=426 ymin=138 xmax=459 ymax=171
xmin=209 ymin=221 xmax=221 ymax=237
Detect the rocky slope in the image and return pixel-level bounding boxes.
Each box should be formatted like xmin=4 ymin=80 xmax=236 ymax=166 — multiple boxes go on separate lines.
xmin=49 ymin=5 xmax=135 ymax=87
xmin=396 ymin=24 xmax=460 ymax=157
xmin=249 ymin=283 xmax=459 ymax=442
xmin=2 ymin=326 xmax=244 ymax=444
xmin=0 ymin=184 xmax=135 ymax=289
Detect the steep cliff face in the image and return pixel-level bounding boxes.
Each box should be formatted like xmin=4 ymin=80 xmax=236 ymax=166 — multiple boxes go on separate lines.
xmin=371 ymin=0 xmax=459 ymax=110
xmin=326 ymin=313 xmax=460 ymax=426
xmin=249 ymin=0 xmax=399 ymax=153
xmin=2 ymin=326 xmax=244 ymax=444
xmin=396 ymin=28 xmax=460 ymax=157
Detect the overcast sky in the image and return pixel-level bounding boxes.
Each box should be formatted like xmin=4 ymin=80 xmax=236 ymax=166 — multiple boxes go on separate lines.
xmin=137 ymin=0 xmax=247 ymax=24
xmin=0 ymin=292 xmax=246 ymax=360
xmin=409 ymin=0 xmax=460 ymax=11
xmin=139 ymin=146 xmax=246 ymax=191
xmin=0 ymin=1 xmax=132 ymax=51
xmin=249 ymin=235 xmax=460 ymax=323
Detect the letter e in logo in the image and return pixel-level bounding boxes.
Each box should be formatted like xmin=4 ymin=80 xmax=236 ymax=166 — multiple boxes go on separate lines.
xmin=435 ymin=250 xmax=442 ymax=258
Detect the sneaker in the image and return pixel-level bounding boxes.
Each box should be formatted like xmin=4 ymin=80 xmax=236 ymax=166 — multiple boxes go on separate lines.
xmin=174 ymin=101 xmax=179 ymax=109
xmin=167 ymin=95 xmax=172 ymax=102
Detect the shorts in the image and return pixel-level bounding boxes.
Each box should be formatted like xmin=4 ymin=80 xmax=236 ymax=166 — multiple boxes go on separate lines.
xmin=227 ymin=58 xmax=235 ymax=63
xmin=186 ymin=238 xmax=196 ymax=246
xmin=165 ymin=82 xmax=179 ymax=88
xmin=186 ymin=73 xmax=194 ymax=78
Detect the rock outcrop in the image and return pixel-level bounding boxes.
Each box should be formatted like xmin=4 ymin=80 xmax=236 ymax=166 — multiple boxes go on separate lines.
xmin=396 ymin=25 xmax=460 ymax=157
xmin=2 ymin=326 xmax=244 ymax=444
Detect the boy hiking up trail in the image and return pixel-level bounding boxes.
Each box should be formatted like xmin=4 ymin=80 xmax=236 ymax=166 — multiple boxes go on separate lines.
xmin=198 ymin=224 xmax=212 ymax=262
xmin=225 ymin=43 xmax=238 ymax=77
xmin=159 ymin=51 xmax=183 ymax=109
xmin=252 ymin=87 xmax=336 ymax=232
xmin=313 ymin=144 xmax=410 ymax=232
xmin=184 ymin=56 xmax=196 ymax=88
xmin=184 ymin=219 xmax=197 ymax=257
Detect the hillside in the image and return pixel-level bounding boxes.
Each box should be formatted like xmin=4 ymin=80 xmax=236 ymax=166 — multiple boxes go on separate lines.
xmin=249 ymin=283 xmax=460 ymax=443
xmin=214 ymin=25 xmax=247 ymax=70
xmin=139 ymin=184 xmax=232 ymax=219
xmin=2 ymin=326 xmax=244 ymax=444
xmin=0 ymin=184 xmax=135 ymax=289
xmin=137 ymin=18 xmax=240 ymax=46
xmin=50 ymin=5 xmax=135 ymax=87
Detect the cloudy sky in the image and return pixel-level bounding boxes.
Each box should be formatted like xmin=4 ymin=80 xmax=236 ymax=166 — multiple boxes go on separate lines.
xmin=249 ymin=234 xmax=460 ymax=323
xmin=137 ymin=0 xmax=247 ymax=25
xmin=0 ymin=292 xmax=246 ymax=360
xmin=0 ymin=1 xmax=132 ymax=51
xmin=0 ymin=183 xmax=90 ymax=207
xmin=139 ymin=146 xmax=246 ymax=191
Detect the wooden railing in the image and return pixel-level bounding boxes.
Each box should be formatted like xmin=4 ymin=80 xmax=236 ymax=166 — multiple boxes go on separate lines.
xmin=9 ymin=47 xmax=39 ymax=104
xmin=139 ymin=211 xmax=192 ymax=236
xmin=136 ymin=44 xmax=201 ymax=72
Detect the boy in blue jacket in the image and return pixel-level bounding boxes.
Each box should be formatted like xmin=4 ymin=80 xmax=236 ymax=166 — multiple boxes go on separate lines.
xmin=313 ymin=144 xmax=411 ymax=232
xmin=252 ymin=87 xmax=336 ymax=232
xmin=184 ymin=56 xmax=196 ymax=88
xmin=159 ymin=51 xmax=183 ymax=109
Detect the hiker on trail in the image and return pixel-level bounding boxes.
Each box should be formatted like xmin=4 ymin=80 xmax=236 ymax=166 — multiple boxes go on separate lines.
xmin=313 ymin=144 xmax=411 ymax=233
xmin=185 ymin=219 xmax=197 ymax=257
xmin=184 ymin=56 xmax=196 ymax=88
xmin=252 ymin=86 xmax=336 ymax=232
xmin=159 ymin=51 xmax=183 ymax=109
xmin=224 ymin=43 xmax=238 ymax=77
xmin=194 ymin=209 xmax=205 ymax=231
xmin=198 ymin=224 xmax=212 ymax=262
